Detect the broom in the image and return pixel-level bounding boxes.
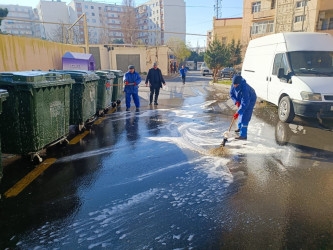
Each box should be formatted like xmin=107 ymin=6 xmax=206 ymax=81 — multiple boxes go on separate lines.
xmin=208 ymin=117 xmax=236 ymax=157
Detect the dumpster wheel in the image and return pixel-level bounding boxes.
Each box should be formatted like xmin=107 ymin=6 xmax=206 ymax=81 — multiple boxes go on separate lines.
xmin=31 ymin=153 xmax=43 ymax=165
xmin=112 ymin=102 xmax=117 ymax=108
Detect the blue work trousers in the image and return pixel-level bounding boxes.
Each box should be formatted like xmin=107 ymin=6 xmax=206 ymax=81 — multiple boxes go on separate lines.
xmin=238 ymin=98 xmax=256 ymax=138
xmin=126 ymin=92 xmax=140 ymax=108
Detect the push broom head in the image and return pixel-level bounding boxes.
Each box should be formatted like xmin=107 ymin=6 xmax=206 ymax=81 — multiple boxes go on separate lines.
xmin=208 ymin=131 xmax=230 ymax=157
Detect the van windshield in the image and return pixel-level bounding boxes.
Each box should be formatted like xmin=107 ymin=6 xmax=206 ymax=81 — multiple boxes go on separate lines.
xmin=287 ymin=51 xmax=333 ymax=76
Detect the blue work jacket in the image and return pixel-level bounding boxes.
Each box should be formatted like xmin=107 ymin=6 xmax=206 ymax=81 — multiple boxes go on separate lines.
xmin=123 ymin=71 xmax=142 ymax=94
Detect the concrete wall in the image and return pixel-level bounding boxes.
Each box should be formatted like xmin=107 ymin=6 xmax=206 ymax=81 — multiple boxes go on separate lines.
xmin=88 ymin=45 xmax=170 ymax=75
xmin=0 ymin=34 xmax=84 ymax=71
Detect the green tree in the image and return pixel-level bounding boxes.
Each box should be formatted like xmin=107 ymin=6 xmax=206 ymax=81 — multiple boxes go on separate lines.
xmin=167 ymin=37 xmax=191 ymax=64
xmin=0 ymin=8 xmax=8 ymax=33
xmin=229 ymin=39 xmax=242 ymax=67
xmin=188 ymin=51 xmax=205 ymax=63
xmin=204 ymin=38 xmax=231 ymax=82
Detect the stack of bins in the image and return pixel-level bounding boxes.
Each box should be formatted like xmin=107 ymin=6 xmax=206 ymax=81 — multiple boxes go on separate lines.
xmin=0 ymin=71 xmax=74 ymax=163
xmin=0 ymin=89 xmax=8 ymax=180
xmin=109 ymin=70 xmax=124 ymax=105
xmin=95 ymin=71 xmax=116 ymax=115
xmin=51 ymin=70 xmax=99 ymax=131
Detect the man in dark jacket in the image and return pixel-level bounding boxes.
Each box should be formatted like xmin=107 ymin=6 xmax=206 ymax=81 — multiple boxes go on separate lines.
xmin=230 ymin=75 xmax=257 ymax=140
xmin=145 ymin=62 xmax=166 ymax=105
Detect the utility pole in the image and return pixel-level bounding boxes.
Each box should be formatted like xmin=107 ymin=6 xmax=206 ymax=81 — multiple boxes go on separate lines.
xmin=68 ymin=13 xmax=89 ymax=53
xmin=214 ymin=0 xmax=222 ymax=19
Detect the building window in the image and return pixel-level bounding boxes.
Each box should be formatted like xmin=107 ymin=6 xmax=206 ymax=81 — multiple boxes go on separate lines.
xmin=252 ymin=2 xmax=261 ymax=13
xmin=91 ymin=6 xmax=94 ymax=9
xmin=92 ymin=19 xmax=96 ymax=23
xmin=85 ymin=5 xmax=88 ymax=9
xmin=271 ymin=0 xmax=276 ymax=9
xmin=92 ymin=13 xmax=95 ymax=16
xmin=321 ymin=18 xmax=333 ymax=30
xmin=222 ymin=37 xmax=227 ymax=44
xmin=296 ymin=0 xmax=307 ymax=8
xmin=251 ymin=20 xmax=274 ymax=35
xmin=294 ymin=15 xmax=306 ymax=23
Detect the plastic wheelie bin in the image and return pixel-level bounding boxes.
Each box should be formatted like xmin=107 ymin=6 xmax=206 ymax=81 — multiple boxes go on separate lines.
xmin=109 ymin=70 xmax=124 ymax=105
xmin=51 ymin=70 xmax=99 ymax=132
xmin=0 ymin=71 xmax=74 ymax=163
xmin=95 ymin=71 xmax=115 ymax=115
xmin=0 ymin=89 xmax=8 ymax=180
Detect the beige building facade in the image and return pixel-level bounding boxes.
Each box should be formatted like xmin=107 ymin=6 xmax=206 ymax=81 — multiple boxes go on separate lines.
xmin=211 ymin=17 xmax=243 ymax=45
xmin=241 ymin=0 xmax=333 ymax=55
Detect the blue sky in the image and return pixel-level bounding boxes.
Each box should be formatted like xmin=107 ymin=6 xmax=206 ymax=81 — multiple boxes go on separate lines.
xmin=0 ymin=0 xmax=243 ymax=47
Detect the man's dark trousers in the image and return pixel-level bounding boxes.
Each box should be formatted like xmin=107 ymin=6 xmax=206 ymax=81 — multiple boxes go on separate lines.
xmin=150 ymin=86 xmax=160 ymax=104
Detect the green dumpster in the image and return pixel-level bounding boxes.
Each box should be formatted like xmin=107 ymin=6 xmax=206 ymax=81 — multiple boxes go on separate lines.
xmin=0 ymin=89 xmax=8 ymax=180
xmin=95 ymin=71 xmax=115 ymax=114
xmin=109 ymin=70 xmax=124 ymax=105
xmin=0 ymin=71 xmax=73 ymax=163
xmin=51 ymin=70 xmax=99 ymax=129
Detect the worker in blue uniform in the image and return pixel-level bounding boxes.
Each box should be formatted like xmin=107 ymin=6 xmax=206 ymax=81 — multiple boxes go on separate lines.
xmin=123 ymin=65 xmax=142 ymax=112
xmin=230 ymin=75 xmax=257 ymax=140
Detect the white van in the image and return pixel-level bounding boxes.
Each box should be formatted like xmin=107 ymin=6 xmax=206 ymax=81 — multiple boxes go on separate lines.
xmin=200 ymin=62 xmax=213 ymax=76
xmin=242 ymin=32 xmax=333 ymax=122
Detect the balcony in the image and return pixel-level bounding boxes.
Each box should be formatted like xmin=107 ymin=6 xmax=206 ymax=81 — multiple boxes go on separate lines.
xmin=252 ymin=9 xmax=275 ymax=21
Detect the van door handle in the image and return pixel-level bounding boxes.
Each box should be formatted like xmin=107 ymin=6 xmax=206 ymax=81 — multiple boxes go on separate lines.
xmin=266 ymin=76 xmax=269 ymax=81
xmin=269 ymin=77 xmax=272 ymax=81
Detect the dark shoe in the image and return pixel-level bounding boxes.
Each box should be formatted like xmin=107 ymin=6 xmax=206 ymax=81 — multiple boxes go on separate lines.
xmin=136 ymin=108 xmax=140 ymax=112
xmin=235 ymin=129 xmax=240 ymax=133
xmin=235 ymin=136 xmax=247 ymax=140
xmin=154 ymin=102 xmax=158 ymax=105
xmin=126 ymin=108 xmax=130 ymax=111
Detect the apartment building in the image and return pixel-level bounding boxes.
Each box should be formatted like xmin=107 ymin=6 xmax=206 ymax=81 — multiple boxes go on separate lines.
xmin=136 ymin=0 xmax=186 ymax=45
xmin=68 ymin=1 xmax=124 ymax=44
xmin=242 ymin=0 xmax=333 ymax=53
xmin=0 ymin=4 xmax=41 ymax=38
xmin=211 ymin=17 xmax=242 ymax=45
xmin=36 ymin=0 xmax=70 ymax=41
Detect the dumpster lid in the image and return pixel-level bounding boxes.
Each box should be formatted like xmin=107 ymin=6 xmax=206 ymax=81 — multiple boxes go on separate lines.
xmin=95 ymin=71 xmax=116 ymax=79
xmin=51 ymin=70 xmax=100 ymax=83
xmin=109 ymin=70 xmax=124 ymax=77
xmin=0 ymin=71 xmax=74 ymax=88
xmin=0 ymin=89 xmax=9 ymax=98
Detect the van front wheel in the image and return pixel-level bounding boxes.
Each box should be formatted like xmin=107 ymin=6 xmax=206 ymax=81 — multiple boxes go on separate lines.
xmin=278 ymin=96 xmax=295 ymax=123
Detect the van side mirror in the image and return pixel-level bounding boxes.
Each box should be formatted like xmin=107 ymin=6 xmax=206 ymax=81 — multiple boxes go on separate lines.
xmin=277 ymin=68 xmax=285 ymax=79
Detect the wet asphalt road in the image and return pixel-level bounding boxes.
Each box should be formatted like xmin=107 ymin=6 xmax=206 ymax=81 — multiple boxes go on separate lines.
xmin=0 ymin=72 xmax=333 ymax=249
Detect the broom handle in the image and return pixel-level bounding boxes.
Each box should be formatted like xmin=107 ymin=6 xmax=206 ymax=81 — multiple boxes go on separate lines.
xmin=228 ymin=117 xmax=236 ymax=132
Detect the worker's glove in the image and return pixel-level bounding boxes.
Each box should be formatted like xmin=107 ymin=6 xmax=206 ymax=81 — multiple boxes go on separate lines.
xmin=236 ymin=102 xmax=240 ymax=108
xmin=233 ymin=113 xmax=239 ymax=119
xmin=133 ymin=82 xmax=137 ymax=85
xmin=125 ymin=81 xmax=129 ymax=85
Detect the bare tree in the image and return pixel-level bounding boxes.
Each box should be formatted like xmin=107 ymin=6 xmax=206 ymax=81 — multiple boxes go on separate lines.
xmin=50 ymin=22 xmax=69 ymax=43
xmin=120 ymin=0 xmax=138 ymax=44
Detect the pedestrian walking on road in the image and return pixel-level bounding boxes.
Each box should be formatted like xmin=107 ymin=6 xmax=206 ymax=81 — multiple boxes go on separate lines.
xmin=230 ymin=75 xmax=257 ymax=140
xmin=124 ymin=65 xmax=142 ymax=112
xmin=179 ymin=65 xmax=188 ymax=85
xmin=146 ymin=62 xmax=166 ymax=105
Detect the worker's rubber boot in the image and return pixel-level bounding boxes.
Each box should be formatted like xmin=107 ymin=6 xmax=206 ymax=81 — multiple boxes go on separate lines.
xmin=239 ymin=124 xmax=248 ymax=139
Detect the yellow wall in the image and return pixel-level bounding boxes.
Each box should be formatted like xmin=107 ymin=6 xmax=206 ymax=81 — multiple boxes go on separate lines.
xmin=212 ymin=17 xmax=242 ymax=44
xmin=0 ymin=35 xmax=84 ymax=72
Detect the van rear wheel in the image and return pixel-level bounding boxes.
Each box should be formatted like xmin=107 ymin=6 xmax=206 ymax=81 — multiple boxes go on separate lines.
xmin=278 ymin=96 xmax=295 ymax=123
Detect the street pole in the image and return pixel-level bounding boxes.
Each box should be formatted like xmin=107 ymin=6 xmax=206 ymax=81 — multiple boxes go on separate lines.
xmin=83 ymin=14 xmax=89 ymax=54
